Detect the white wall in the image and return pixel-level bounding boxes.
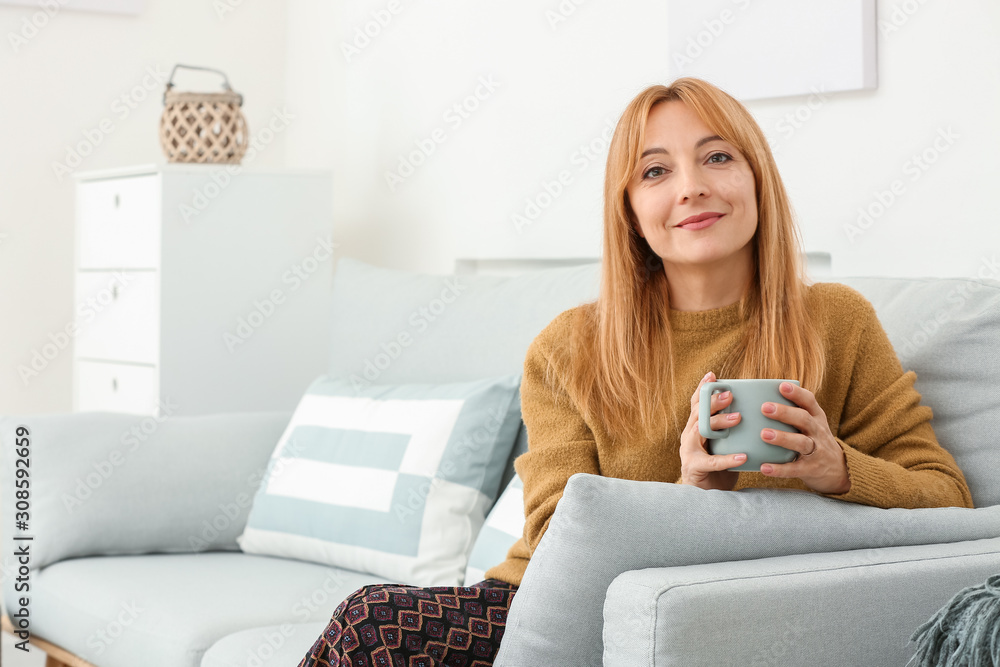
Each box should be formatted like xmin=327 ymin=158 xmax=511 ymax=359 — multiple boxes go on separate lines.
xmin=2 ymin=1 xmax=998 ymax=414
xmin=0 ymin=1 xmax=289 ymax=414
xmin=283 ymin=0 xmax=1000 ymax=280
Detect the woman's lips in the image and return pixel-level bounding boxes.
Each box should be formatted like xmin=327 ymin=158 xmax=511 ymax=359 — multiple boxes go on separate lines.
xmin=677 ymin=215 xmax=722 ymax=230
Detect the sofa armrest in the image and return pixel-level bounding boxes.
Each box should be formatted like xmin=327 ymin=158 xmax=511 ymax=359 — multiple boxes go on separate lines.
xmin=0 ymin=410 xmax=291 ymax=572
xmin=603 ymin=536 xmax=1000 ymax=667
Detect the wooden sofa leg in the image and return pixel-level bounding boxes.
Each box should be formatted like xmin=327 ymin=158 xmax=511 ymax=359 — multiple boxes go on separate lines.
xmin=3 ymin=614 xmax=97 ymax=667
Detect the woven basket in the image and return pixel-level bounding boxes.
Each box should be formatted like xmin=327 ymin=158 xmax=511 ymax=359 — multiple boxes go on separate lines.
xmin=159 ymin=64 xmax=248 ymax=164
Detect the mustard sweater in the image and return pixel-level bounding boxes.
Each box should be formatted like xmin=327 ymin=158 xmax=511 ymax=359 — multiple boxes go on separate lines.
xmin=484 ymin=282 xmax=974 ymax=587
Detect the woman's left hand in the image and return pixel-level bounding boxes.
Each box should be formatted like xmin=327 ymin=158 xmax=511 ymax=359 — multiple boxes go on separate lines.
xmin=758 ymin=382 xmax=851 ymax=495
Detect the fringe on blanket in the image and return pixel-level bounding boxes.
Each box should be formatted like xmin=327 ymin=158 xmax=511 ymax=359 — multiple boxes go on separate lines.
xmin=907 ymin=573 xmax=1000 ymax=667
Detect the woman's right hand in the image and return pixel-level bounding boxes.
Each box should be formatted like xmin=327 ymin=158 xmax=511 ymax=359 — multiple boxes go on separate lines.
xmin=678 ymin=371 xmax=747 ymax=490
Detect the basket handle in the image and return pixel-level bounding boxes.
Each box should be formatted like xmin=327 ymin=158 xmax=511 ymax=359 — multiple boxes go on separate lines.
xmin=162 ymin=64 xmax=242 ymax=106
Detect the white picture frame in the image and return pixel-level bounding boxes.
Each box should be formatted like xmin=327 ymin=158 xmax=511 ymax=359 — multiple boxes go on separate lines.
xmin=668 ymin=0 xmax=877 ymax=101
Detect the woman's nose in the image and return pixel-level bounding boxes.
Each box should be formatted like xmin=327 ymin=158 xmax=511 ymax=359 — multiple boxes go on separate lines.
xmin=676 ymin=166 xmax=710 ymax=201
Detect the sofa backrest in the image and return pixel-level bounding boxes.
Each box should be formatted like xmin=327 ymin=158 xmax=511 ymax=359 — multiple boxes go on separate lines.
xmin=327 ymin=257 xmax=602 ymax=491
xmin=328 ymin=257 xmax=1000 ymax=507
xmin=327 ymin=257 xmax=602 ymax=383
xmin=835 ymin=276 xmax=1000 ymax=507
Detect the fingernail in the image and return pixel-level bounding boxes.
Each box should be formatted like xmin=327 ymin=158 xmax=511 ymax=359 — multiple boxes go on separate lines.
xmin=761 ymin=464 xmax=773 ymax=474
xmin=762 ymin=429 xmax=775 ymax=440
xmin=719 ymin=391 xmax=730 ymax=399
xmin=763 ymin=403 xmax=775 ymax=413
xmin=781 ymin=383 xmax=792 ymax=393
xmin=734 ymin=454 xmax=746 ymax=462
xmin=727 ymin=413 xmax=739 ymax=421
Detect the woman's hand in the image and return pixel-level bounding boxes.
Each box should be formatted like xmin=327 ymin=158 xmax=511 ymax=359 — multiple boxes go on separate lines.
xmin=757 ymin=381 xmax=851 ymax=494
xmin=678 ymin=371 xmax=748 ymax=490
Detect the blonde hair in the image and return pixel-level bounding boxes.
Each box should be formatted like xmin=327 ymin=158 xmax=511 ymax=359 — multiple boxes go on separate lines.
xmin=556 ymin=77 xmax=826 ymax=444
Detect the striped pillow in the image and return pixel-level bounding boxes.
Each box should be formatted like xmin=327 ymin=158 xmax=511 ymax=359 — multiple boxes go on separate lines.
xmin=464 ymin=473 xmax=525 ymax=586
xmin=237 ymin=374 xmax=522 ymax=587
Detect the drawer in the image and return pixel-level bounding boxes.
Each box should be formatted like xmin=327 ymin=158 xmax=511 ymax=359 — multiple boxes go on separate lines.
xmin=76 ymin=360 xmax=159 ymax=415
xmin=74 ymin=270 xmax=159 ymax=364
xmin=77 ymin=175 xmax=160 ymax=269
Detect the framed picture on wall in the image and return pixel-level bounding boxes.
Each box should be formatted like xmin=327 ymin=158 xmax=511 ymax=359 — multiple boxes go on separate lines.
xmin=668 ymin=0 xmax=877 ymax=101
xmin=0 ymin=0 xmax=146 ymax=14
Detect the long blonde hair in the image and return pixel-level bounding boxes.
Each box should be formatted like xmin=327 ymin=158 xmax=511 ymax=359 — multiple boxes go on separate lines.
xmin=556 ymin=77 xmax=826 ymax=444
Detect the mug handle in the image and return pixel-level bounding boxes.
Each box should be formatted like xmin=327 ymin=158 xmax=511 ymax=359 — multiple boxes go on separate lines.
xmin=699 ymin=382 xmax=732 ymax=439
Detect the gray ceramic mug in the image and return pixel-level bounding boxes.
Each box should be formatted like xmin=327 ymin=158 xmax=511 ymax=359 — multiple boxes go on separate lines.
xmin=698 ymin=379 xmax=801 ymax=472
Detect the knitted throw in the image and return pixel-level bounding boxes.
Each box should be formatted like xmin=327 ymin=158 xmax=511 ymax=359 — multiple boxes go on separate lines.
xmin=908 ymin=574 xmax=1000 ymax=666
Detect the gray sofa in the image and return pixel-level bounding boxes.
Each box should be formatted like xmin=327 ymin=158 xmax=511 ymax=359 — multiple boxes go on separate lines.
xmin=2 ymin=256 xmax=999 ymax=667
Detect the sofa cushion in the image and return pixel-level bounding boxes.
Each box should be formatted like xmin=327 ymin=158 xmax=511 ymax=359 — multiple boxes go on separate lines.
xmin=464 ymin=473 xmax=524 ymax=586
xmin=6 ymin=552 xmax=385 ymax=667
xmin=494 ymin=473 xmax=1000 ymax=667
xmin=0 ymin=410 xmax=291 ymax=571
xmin=834 ymin=276 xmax=1000 ymax=507
xmin=237 ymin=374 xmax=522 ymax=587
xmin=496 ymin=422 xmax=528 ymax=503
xmin=201 ymin=622 xmax=327 ymax=667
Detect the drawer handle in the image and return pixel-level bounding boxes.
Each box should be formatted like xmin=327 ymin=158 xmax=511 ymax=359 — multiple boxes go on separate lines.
xmin=111 ymin=377 xmax=118 ymax=392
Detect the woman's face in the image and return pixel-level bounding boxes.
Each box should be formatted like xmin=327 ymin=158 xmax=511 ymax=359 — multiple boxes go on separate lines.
xmin=626 ymin=100 xmax=757 ymax=273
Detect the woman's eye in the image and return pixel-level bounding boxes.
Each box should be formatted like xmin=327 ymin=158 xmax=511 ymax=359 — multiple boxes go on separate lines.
xmin=707 ymin=152 xmax=733 ymax=164
xmin=642 ymin=166 xmax=666 ymax=179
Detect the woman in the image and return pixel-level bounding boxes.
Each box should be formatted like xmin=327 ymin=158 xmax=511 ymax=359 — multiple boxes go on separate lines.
xmin=298 ymin=77 xmax=973 ymax=667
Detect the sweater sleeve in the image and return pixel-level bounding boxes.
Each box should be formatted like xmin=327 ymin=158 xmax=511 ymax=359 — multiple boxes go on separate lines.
xmin=513 ymin=332 xmax=601 ymax=555
xmin=820 ymin=296 xmax=974 ymax=509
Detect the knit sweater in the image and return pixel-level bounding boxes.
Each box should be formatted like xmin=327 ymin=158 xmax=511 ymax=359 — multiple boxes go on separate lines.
xmin=483 ymin=282 xmax=975 ymax=587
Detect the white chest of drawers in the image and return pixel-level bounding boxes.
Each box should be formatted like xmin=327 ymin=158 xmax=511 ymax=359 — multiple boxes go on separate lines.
xmin=72 ymin=163 xmax=334 ymax=417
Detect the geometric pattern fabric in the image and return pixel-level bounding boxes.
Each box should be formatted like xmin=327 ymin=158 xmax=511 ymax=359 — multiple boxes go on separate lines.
xmin=297 ymin=578 xmax=518 ymax=667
